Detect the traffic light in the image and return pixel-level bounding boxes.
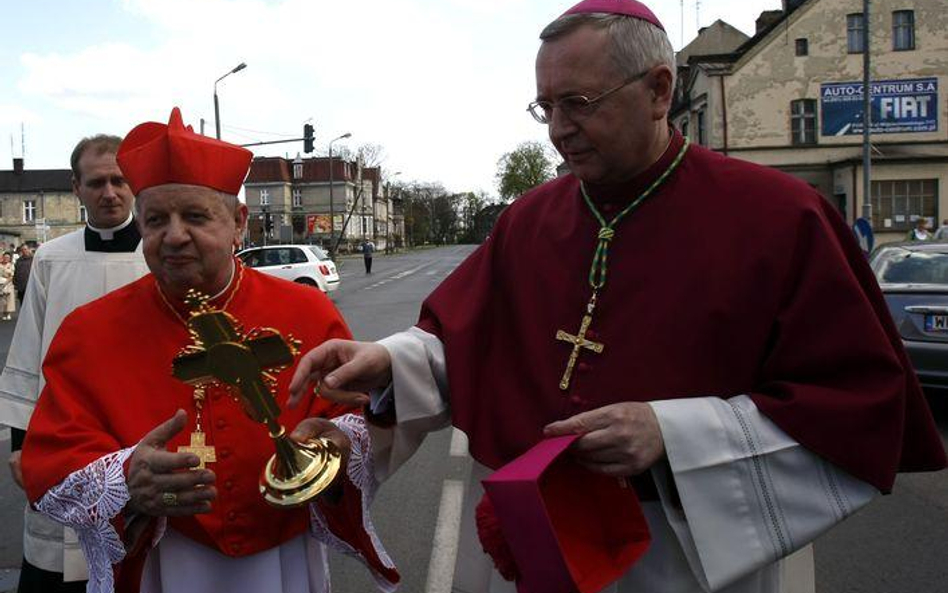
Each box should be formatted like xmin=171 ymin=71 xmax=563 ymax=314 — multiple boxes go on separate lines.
xmin=303 ymin=123 xmax=315 ymax=154
xmin=264 ymin=212 xmax=274 ymax=235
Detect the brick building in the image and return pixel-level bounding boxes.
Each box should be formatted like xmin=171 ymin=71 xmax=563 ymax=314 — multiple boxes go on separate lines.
xmin=243 ymin=155 xmax=401 ymax=252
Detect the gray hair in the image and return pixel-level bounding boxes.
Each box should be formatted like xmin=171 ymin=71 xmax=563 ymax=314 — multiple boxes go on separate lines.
xmin=540 ymin=13 xmax=676 ymax=90
xmin=134 ymin=184 xmax=239 ymax=215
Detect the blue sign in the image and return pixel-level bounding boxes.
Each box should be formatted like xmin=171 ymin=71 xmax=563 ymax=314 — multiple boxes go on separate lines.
xmin=853 ymin=218 xmax=874 ymax=256
xmin=821 ymin=78 xmax=938 ymax=136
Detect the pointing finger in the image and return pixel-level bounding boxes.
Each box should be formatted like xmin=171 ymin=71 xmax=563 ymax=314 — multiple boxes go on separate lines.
xmin=287 ymin=339 xmax=345 ymax=408
xmin=143 ymin=409 xmax=188 ymax=448
xmin=321 ymin=343 xmax=390 ymax=391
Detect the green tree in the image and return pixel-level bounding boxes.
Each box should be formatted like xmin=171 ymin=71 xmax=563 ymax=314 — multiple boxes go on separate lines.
xmin=457 ymin=192 xmax=488 ymax=243
xmin=495 ymin=141 xmax=556 ymax=201
xmin=403 ymin=181 xmax=448 ymax=246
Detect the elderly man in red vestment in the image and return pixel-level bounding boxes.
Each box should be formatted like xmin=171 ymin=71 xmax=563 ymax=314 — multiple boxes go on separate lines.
xmin=20 ymin=108 xmax=399 ymax=593
xmin=288 ymin=1 xmax=947 ymax=592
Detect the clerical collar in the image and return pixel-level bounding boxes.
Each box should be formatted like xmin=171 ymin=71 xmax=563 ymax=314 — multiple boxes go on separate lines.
xmin=84 ymin=213 xmax=142 ymax=253
xmin=208 ymin=260 xmax=238 ymax=301
xmin=582 ymin=129 xmax=684 ymax=206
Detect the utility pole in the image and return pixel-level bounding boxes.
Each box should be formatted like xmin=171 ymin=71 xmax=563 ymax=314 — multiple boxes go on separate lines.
xmin=680 ymin=0 xmax=685 ymax=47
xmin=861 ymin=0 xmax=873 ymax=223
xmin=327 ymin=133 xmax=351 ymax=259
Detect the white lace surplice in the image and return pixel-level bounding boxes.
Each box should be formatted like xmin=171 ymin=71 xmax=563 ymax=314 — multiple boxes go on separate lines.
xmin=34 ymin=413 xmax=396 ymax=593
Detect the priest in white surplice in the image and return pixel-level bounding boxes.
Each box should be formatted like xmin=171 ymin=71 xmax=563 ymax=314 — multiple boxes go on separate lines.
xmin=0 ymin=134 xmax=149 ymax=593
xmin=287 ymin=1 xmax=948 ymax=592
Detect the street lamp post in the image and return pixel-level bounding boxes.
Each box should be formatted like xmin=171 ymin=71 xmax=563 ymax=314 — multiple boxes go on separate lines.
xmin=214 ymin=62 xmax=247 ymax=140
xmin=861 ymin=0 xmax=873 ymax=223
xmin=327 ymin=132 xmax=351 ymax=259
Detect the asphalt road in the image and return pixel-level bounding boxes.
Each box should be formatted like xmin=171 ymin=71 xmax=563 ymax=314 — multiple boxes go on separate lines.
xmin=1 ymin=245 xmax=947 ymax=593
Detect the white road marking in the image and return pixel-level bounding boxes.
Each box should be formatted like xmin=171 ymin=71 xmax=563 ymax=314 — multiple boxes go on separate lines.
xmin=425 ymin=479 xmax=465 ymax=593
xmin=449 ymin=428 xmax=469 ymax=458
xmin=392 ymin=264 xmax=429 ymax=279
xmin=362 ymin=264 xmax=430 ymax=290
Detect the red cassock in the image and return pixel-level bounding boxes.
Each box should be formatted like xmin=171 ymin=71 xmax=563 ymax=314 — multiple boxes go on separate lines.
xmin=22 ymin=264 xmax=398 ymax=589
xmin=418 ymin=130 xmax=946 ymax=493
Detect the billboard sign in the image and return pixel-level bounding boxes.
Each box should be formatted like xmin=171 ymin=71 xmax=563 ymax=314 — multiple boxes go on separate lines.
xmin=821 ymin=78 xmax=937 ymax=136
xmin=306 ymin=214 xmax=332 ymax=235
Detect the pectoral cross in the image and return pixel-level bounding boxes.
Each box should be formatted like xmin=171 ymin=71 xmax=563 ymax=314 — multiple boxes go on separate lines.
xmin=555 ymin=297 xmax=604 ymax=390
xmin=172 ymin=290 xmax=300 ymax=466
xmin=178 ymin=431 xmax=217 ymax=469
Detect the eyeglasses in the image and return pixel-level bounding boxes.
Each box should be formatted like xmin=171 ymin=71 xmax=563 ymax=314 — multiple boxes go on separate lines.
xmin=527 ymin=69 xmax=651 ymax=124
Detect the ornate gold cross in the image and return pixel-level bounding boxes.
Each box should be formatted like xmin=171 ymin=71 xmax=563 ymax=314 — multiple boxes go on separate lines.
xmin=172 ymin=291 xmax=298 ymax=432
xmin=171 ymin=289 xmax=342 ymax=507
xmin=178 ymin=431 xmax=217 ymax=469
xmin=555 ymin=308 xmax=604 ymax=390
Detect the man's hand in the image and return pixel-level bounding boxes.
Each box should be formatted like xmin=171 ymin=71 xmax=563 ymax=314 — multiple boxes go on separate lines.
xmin=127 ymin=410 xmax=217 ymax=517
xmin=288 ymin=339 xmax=393 ymax=409
xmin=544 ymin=402 xmax=665 ymax=477
xmin=291 ymin=417 xmax=352 ymax=464
xmin=8 ymin=450 xmax=23 ymax=490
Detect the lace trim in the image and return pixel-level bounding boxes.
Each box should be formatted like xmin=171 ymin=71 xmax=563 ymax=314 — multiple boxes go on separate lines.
xmin=309 ymin=413 xmax=397 ymax=592
xmin=35 ymin=446 xmax=136 ymax=593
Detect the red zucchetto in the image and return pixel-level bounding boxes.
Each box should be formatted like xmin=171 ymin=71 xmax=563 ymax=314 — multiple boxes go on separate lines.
xmin=117 ymin=107 xmax=253 ymax=196
xmin=562 ymin=0 xmax=665 ymax=31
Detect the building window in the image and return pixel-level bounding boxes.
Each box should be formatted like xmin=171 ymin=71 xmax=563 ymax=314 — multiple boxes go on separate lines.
xmin=292 ymin=189 xmax=302 ymax=208
xmin=79 ymin=202 xmax=88 ymax=223
xmin=790 ymin=99 xmax=817 ymax=145
xmin=680 ymin=118 xmax=689 ymax=139
xmin=23 ymin=200 xmax=36 ymax=223
xmin=294 ymin=163 xmax=303 ymax=179
xmin=795 ymin=38 xmax=809 ymax=56
xmin=847 ymin=13 xmax=865 ymax=53
xmin=260 ymin=189 xmax=270 ymax=206
xmin=892 ymin=10 xmax=915 ymax=51
xmin=696 ymin=110 xmax=706 ymax=146
xmin=871 ymin=179 xmax=937 ymax=231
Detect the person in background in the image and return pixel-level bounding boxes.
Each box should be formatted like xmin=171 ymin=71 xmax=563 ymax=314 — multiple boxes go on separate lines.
xmin=933 ymin=218 xmax=948 ymax=241
xmin=0 ymin=133 xmax=149 ymax=593
xmin=905 ymin=217 xmax=932 ymax=241
xmin=362 ymin=239 xmax=375 ymax=274
xmin=0 ymin=252 xmax=15 ymax=320
xmin=13 ymin=244 xmax=33 ymax=304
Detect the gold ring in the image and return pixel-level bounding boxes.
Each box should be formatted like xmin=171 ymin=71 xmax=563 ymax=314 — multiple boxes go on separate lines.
xmin=161 ymin=492 xmax=178 ymax=507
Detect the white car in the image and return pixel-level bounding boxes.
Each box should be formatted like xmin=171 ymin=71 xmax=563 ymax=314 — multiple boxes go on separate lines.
xmin=237 ymin=244 xmax=340 ymax=293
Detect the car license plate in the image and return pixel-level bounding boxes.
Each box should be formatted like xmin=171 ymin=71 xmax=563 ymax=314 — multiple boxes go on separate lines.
xmin=925 ymin=314 xmax=948 ymax=332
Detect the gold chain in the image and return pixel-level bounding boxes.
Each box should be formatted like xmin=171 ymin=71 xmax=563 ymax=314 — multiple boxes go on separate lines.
xmin=155 ymin=259 xmax=245 ymax=420
xmin=156 ymin=260 xmax=244 ymax=326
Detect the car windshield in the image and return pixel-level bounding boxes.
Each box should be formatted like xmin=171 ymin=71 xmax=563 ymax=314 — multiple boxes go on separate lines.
xmin=872 ymin=248 xmax=948 ymax=285
xmin=307 ymin=246 xmax=329 ymax=261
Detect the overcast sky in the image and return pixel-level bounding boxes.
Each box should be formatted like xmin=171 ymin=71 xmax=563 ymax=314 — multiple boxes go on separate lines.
xmin=1 ymin=0 xmax=780 ymax=196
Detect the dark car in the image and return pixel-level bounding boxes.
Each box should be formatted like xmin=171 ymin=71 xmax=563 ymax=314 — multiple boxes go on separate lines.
xmin=870 ymin=241 xmax=948 ymax=393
